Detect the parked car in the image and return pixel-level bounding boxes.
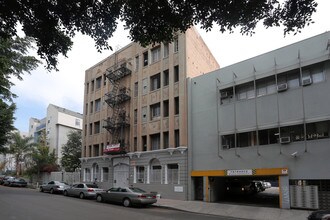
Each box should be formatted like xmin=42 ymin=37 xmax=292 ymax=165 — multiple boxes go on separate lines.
xmin=3 ymin=176 xmax=15 ymax=186
xmin=226 ymin=180 xmax=260 ymax=195
xmin=0 ymin=176 xmax=14 ymax=185
xmin=63 ymin=183 xmax=104 ymax=199
xmin=39 ymin=181 xmax=70 ymax=194
xmin=7 ymin=178 xmax=27 ymax=187
xmin=262 ymin=181 xmax=272 ymax=189
xmin=308 ymin=210 xmax=330 ymax=220
xmin=96 ymin=187 xmax=157 ymax=207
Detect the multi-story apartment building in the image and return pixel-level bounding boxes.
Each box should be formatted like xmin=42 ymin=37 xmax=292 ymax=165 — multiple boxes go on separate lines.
xmin=189 ymin=32 xmax=330 ymax=210
xmin=29 ymin=104 xmax=83 ymax=164
xmin=81 ymin=27 xmax=219 ymax=200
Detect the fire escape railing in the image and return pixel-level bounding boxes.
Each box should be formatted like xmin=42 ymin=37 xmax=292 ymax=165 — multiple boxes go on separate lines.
xmin=103 ymin=63 xmax=131 ymax=155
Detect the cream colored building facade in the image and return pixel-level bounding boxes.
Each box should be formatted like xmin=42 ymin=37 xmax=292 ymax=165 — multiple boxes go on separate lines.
xmin=81 ymin=27 xmax=219 ymax=200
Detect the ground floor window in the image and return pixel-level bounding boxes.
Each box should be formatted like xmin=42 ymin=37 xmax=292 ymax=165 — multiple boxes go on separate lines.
xmin=101 ymin=167 xmax=109 ymax=182
xmin=84 ymin=168 xmax=91 ymax=182
xmin=167 ymin=164 xmax=179 ymax=184
xmin=136 ymin=166 xmax=145 ymax=183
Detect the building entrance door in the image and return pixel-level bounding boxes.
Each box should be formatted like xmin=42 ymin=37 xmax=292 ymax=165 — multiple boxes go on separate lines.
xmin=113 ymin=163 xmax=129 ymax=187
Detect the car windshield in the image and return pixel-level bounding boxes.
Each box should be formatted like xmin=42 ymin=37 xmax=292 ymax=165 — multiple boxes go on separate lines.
xmin=58 ymin=182 xmax=69 ymax=185
xmin=86 ymin=184 xmax=98 ymax=188
xmin=129 ymin=187 xmax=146 ymax=193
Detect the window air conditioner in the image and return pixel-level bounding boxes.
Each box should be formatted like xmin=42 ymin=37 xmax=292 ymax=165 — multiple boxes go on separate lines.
xmin=280 ymin=136 xmax=291 ymax=144
xmin=302 ymin=77 xmax=312 ymax=86
xmin=277 ymin=83 xmax=288 ymax=92
xmin=222 ymin=145 xmax=230 ymax=149
xmin=220 ymin=92 xmax=228 ymax=99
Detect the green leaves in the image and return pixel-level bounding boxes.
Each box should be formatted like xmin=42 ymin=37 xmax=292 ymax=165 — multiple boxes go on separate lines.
xmin=0 ymin=0 xmax=318 ymax=71
xmin=61 ymin=130 xmax=82 ymax=172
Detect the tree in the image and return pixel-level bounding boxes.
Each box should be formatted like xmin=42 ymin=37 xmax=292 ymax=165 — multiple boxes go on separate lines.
xmin=8 ymin=132 xmax=35 ymax=176
xmin=61 ymin=130 xmax=82 ymax=172
xmin=0 ymin=36 xmax=40 ymax=152
xmin=0 ymin=0 xmax=318 ymax=70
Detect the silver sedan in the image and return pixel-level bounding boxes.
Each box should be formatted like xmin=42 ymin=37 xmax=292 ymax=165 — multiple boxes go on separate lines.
xmin=96 ymin=187 xmax=157 ymax=207
xmin=39 ymin=181 xmax=70 ymax=194
xmin=63 ymin=183 xmax=104 ymax=199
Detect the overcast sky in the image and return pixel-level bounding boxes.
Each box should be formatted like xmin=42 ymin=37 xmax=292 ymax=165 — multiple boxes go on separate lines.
xmin=12 ymin=0 xmax=330 ymax=132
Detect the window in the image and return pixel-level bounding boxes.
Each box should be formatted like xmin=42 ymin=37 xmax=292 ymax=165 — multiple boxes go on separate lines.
xmin=256 ymin=76 xmax=276 ymax=97
xmin=310 ymin=64 xmax=325 ymax=83
xmin=221 ymin=134 xmax=235 ymax=149
xmin=163 ymin=43 xmax=169 ymax=58
xmin=84 ymin=124 xmax=87 ymax=136
xmin=143 ymin=51 xmax=148 ymax=66
xmin=220 ymin=87 xmax=234 ymax=105
xmin=151 ymin=46 xmax=161 ymax=63
xmin=134 ymin=82 xmax=138 ymax=97
xmin=236 ymin=82 xmax=255 ymax=100
xmin=103 ymin=74 xmax=107 ymax=86
xmin=102 ymin=167 xmax=109 ymax=182
xmin=142 ymin=107 xmax=147 ymax=123
xmin=90 ymin=101 xmax=93 ymax=114
xmin=142 ymin=135 xmax=147 ymax=151
xmin=134 ymin=109 xmax=137 ymax=124
xmin=84 ymin=168 xmax=91 ymax=182
xmin=167 ymin=164 xmax=178 ymax=184
xmin=89 ymin=123 xmax=92 ymax=135
xmin=150 ymin=133 xmax=160 ymax=150
xmin=163 ymin=69 xmax=169 ymax=86
xmin=135 ymin=55 xmax=139 ymax=71
xmin=174 ymin=97 xmax=179 ymax=115
xmin=93 ymin=144 xmax=99 ymax=156
xmin=306 ymin=121 xmax=330 ymax=140
xmin=95 ymin=98 xmax=101 ymax=112
xmin=175 ymin=129 xmax=180 ymax=147
xmin=150 ymin=73 xmax=161 ymax=91
xmin=91 ymin=80 xmax=95 ymax=91
xmin=174 ymin=65 xmax=179 ymax=82
xmin=150 ymin=159 xmax=161 ymax=183
xmin=94 ymin=121 xmax=100 ymax=134
xmin=173 ymin=36 xmax=178 ymax=53
xmin=150 ymin=103 xmax=161 ymax=120
xmin=136 ymin=166 xmax=145 ymax=183
xmin=96 ymin=76 xmax=102 ymax=89
xmin=237 ymin=131 xmax=257 ymax=147
xmin=280 ymin=124 xmax=304 ymax=142
xmin=277 ymin=71 xmax=300 ymax=89
xmin=85 ymin=103 xmax=88 ymax=115
xmin=259 ymin=128 xmax=279 ymax=145
xmin=86 ymin=83 xmax=89 ymax=94
xmin=134 ymin=137 xmax=137 ymax=151
xmin=163 ymin=132 xmax=169 ymax=149
xmin=163 ymin=100 xmax=169 ymax=117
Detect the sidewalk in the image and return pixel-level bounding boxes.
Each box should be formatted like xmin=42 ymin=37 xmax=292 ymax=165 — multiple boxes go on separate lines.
xmin=153 ymin=198 xmax=312 ymax=220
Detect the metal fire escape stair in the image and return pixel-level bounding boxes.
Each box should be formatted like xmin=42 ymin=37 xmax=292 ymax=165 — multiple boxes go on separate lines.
xmin=103 ymin=63 xmax=131 ymax=155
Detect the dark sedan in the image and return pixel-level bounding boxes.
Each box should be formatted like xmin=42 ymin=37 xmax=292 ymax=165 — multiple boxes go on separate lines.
xmin=7 ymin=178 xmax=28 ymax=187
xmin=308 ymin=210 xmax=330 ymax=220
xmin=96 ymin=187 xmax=157 ymax=207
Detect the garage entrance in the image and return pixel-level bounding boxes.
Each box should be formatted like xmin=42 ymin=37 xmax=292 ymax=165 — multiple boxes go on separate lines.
xmin=210 ymin=176 xmax=280 ymax=208
xmin=191 ymin=167 xmax=289 ymax=209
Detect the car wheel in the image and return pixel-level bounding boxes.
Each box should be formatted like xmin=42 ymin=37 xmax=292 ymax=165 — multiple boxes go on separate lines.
xmin=50 ymin=188 xmax=54 ymax=194
xmin=123 ymin=198 xmax=131 ymax=207
xmin=40 ymin=187 xmax=44 ymax=192
xmin=96 ymin=195 xmax=103 ymax=203
xmin=79 ymin=193 xmax=85 ymax=199
xmin=63 ymin=190 xmax=68 ymax=196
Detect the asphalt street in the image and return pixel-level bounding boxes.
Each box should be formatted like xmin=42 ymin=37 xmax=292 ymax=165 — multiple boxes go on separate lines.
xmin=0 ymin=186 xmax=247 ymax=220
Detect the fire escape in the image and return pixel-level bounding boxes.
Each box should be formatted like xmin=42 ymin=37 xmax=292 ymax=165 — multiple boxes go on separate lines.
xmin=103 ymin=62 xmax=131 ymax=155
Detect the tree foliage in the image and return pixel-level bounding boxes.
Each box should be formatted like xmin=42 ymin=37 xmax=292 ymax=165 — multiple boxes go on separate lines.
xmin=0 ymin=0 xmax=318 ymax=70
xmin=61 ymin=130 xmax=82 ymax=172
xmin=0 ymin=36 xmax=40 ymax=151
xmin=8 ymin=132 xmax=36 ymax=176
